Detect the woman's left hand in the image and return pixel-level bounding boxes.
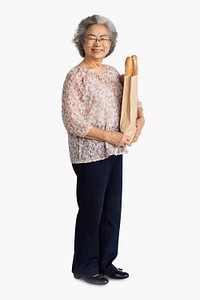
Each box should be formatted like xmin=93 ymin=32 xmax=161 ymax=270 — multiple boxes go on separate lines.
xmin=131 ymin=107 xmax=145 ymax=143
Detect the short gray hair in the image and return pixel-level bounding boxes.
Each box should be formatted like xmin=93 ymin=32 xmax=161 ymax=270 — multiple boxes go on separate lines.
xmin=73 ymin=15 xmax=118 ymax=57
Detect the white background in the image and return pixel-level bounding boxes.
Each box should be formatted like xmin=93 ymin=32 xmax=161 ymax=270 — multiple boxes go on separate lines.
xmin=1 ymin=0 xmax=200 ymax=299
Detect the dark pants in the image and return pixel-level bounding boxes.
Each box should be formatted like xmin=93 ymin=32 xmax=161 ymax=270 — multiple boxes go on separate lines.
xmin=71 ymin=155 xmax=123 ymax=277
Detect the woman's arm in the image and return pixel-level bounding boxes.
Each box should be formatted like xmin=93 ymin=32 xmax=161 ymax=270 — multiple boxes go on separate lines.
xmin=85 ymin=127 xmax=132 ymax=147
xmin=131 ymin=106 xmax=145 ymax=143
xmin=62 ymin=73 xmax=92 ymax=137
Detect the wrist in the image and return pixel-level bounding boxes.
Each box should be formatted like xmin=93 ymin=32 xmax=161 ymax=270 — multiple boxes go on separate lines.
xmin=103 ymin=130 xmax=111 ymax=143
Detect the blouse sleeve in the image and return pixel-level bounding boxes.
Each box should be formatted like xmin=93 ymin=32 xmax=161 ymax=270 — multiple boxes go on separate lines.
xmin=137 ymin=98 xmax=143 ymax=108
xmin=62 ymin=71 xmax=92 ymax=137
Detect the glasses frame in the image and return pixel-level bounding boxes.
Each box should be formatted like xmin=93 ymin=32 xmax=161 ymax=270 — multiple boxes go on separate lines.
xmin=83 ymin=37 xmax=111 ymax=45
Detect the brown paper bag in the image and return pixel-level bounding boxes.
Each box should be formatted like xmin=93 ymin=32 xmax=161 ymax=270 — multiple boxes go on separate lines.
xmin=120 ymin=74 xmax=138 ymax=139
xmin=120 ymin=55 xmax=138 ymax=140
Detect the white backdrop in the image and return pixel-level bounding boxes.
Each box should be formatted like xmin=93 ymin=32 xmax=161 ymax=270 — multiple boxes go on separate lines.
xmin=1 ymin=0 xmax=200 ymax=299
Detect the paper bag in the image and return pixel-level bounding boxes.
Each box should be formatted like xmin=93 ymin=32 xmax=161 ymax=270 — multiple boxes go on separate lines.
xmin=120 ymin=74 xmax=138 ymax=139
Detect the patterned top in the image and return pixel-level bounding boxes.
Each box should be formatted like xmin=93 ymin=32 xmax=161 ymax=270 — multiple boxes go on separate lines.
xmin=62 ymin=65 xmax=141 ymax=164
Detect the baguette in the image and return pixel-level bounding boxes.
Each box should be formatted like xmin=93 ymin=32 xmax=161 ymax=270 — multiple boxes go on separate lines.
xmin=125 ymin=56 xmax=134 ymax=76
xmin=131 ymin=55 xmax=138 ymax=75
xmin=125 ymin=55 xmax=138 ymax=76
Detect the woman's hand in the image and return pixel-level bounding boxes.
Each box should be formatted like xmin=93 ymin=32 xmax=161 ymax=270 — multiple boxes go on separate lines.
xmin=131 ymin=114 xmax=145 ymax=143
xmin=106 ymin=131 xmax=132 ymax=147
xmin=85 ymin=127 xmax=131 ymax=147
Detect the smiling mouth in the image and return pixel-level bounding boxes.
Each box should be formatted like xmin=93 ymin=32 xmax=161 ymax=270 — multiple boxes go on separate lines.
xmin=92 ymin=49 xmax=103 ymax=52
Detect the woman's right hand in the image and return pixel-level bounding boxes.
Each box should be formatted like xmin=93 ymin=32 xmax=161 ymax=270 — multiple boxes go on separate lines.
xmin=106 ymin=131 xmax=132 ymax=147
xmin=85 ymin=127 xmax=132 ymax=147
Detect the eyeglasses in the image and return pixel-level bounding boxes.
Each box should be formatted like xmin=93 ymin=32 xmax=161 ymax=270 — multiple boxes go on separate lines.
xmin=83 ymin=37 xmax=111 ymax=45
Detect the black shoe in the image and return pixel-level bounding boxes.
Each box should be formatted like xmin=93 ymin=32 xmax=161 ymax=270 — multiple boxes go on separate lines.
xmin=108 ymin=268 xmax=129 ymax=279
xmin=74 ymin=273 xmax=109 ymax=285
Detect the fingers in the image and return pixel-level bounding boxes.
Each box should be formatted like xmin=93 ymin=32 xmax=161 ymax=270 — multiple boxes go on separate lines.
xmin=125 ymin=141 xmax=132 ymax=146
xmin=116 ymin=134 xmax=131 ymax=147
xmin=107 ymin=131 xmax=134 ymax=147
xmin=122 ymin=135 xmax=132 ymax=147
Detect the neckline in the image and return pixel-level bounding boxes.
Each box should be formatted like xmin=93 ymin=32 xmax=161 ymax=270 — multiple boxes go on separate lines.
xmin=76 ymin=65 xmax=108 ymax=75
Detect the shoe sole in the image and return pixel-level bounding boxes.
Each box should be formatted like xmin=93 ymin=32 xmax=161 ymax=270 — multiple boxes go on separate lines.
xmin=74 ymin=274 xmax=109 ymax=285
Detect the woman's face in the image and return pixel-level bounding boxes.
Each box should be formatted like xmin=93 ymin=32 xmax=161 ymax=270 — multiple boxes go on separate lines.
xmin=82 ymin=24 xmax=111 ymax=60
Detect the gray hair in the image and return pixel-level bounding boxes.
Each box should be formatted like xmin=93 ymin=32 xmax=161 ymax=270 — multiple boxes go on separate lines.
xmin=73 ymin=15 xmax=118 ymax=57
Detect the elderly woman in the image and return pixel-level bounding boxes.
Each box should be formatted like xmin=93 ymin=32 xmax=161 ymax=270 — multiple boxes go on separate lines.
xmin=62 ymin=14 xmax=145 ymax=285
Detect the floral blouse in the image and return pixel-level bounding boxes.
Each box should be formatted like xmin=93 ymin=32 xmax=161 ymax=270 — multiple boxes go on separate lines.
xmin=62 ymin=65 xmax=141 ymax=164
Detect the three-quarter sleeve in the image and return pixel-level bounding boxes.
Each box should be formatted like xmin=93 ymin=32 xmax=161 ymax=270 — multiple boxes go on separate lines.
xmin=62 ymin=72 xmax=92 ymax=137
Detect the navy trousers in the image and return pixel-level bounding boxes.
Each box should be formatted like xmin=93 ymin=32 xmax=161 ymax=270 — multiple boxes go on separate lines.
xmin=71 ymin=155 xmax=123 ymax=277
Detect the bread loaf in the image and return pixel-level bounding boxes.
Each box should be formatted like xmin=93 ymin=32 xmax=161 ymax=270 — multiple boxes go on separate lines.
xmin=125 ymin=57 xmax=134 ymax=76
xmin=125 ymin=55 xmax=138 ymax=76
xmin=131 ymin=55 xmax=138 ymax=75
